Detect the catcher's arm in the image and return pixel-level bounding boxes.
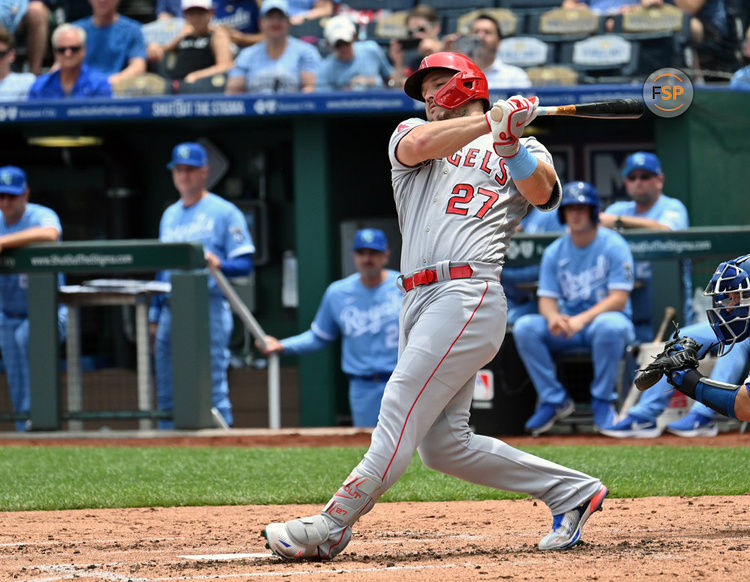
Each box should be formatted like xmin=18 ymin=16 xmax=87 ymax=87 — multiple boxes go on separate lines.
xmin=634 ymin=332 xmax=702 ymax=391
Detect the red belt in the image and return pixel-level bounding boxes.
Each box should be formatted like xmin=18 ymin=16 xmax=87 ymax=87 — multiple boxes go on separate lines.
xmin=402 ymin=265 xmax=474 ymax=291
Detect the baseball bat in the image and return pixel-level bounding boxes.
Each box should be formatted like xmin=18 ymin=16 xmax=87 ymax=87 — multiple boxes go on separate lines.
xmin=654 ymin=306 xmax=677 ymax=344
xmin=630 ymin=305 xmax=679 ymax=394
xmin=536 ymin=98 xmax=644 ymax=119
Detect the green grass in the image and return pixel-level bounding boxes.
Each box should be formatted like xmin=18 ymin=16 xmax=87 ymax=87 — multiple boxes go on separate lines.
xmin=1 ymin=445 xmax=748 ymax=512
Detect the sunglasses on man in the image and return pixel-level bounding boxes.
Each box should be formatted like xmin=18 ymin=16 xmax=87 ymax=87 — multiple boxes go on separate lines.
xmin=625 ymin=171 xmax=656 ymax=182
xmin=54 ymin=45 xmax=83 ymax=55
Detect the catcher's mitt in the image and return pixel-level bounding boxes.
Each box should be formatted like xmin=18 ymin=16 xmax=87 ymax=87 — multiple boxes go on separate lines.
xmin=634 ymin=332 xmax=702 ymax=391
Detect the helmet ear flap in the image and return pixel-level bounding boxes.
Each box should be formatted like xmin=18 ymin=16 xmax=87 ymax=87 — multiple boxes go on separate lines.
xmin=433 ymin=70 xmax=488 ymax=110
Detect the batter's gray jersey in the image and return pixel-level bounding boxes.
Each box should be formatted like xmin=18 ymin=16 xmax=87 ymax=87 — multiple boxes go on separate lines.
xmin=389 ymin=117 xmax=561 ymax=275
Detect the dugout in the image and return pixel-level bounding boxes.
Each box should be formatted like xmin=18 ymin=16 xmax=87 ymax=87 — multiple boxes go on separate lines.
xmin=0 ymin=88 xmax=748 ymax=430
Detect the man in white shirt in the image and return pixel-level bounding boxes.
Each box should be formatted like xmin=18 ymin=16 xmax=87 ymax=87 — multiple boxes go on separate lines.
xmin=465 ymin=14 xmax=531 ymax=90
xmin=0 ymin=26 xmax=34 ymax=101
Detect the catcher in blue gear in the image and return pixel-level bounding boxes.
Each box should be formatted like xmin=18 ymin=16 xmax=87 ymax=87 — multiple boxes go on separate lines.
xmin=635 ymin=253 xmax=750 ymax=422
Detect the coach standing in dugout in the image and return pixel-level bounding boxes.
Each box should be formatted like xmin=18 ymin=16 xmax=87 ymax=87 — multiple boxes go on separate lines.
xmin=256 ymin=228 xmax=401 ymax=427
xmin=149 ymin=143 xmax=254 ymax=429
xmin=0 ymin=166 xmax=67 ymax=431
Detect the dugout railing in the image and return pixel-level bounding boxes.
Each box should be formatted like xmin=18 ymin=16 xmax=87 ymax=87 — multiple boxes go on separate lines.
xmin=0 ymin=240 xmax=238 ymax=431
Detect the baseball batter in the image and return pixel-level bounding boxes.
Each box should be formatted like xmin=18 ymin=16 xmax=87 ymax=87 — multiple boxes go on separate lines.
xmin=264 ymin=52 xmax=608 ymax=559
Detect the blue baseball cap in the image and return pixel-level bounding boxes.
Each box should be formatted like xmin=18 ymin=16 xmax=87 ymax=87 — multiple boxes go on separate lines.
xmin=167 ymin=142 xmax=208 ymax=169
xmin=622 ymin=151 xmax=662 ymax=178
xmin=260 ymin=0 xmax=290 ymax=17
xmin=0 ymin=166 xmax=28 ymax=195
xmin=352 ymin=228 xmax=388 ymax=253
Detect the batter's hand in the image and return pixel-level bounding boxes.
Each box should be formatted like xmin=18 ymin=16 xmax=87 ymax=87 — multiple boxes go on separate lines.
xmin=485 ymin=96 xmax=539 ymax=158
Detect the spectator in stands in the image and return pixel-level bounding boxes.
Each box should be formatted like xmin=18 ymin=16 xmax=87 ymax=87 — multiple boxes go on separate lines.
xmin=154 ymin=0 xmax=263 ymax=48
xmin=75 ymin=0 xmax=147 ymax=85
xmin=0 ymin=26 xmax=35 ymax=100
xmin=0 ymin=165 xmax=67 ymax=432
xmin=457 ymin=13 xmax=531 ymax=89
xmin=316 ymin=14 xmax=397 ymax=91
xmin=389 ymin=4 xmax=444 ymax=80
xmin=599 ymin=151 xmax=693 ymax=342
xmin=729 ymin=26 xmax=750 ymax=88
xmin=288 ymin=0 xmax=338 ymax=26
xmin=225 ymin=0 xmax=320 ymax=94
xmin=0 ymin=0 xmax=48 ymax=74
xmin=213 ymin=0 xmax=263 ymax=48
xmin=28 ymin=24 xmax=112 ymax=99
xmin=514 ymin=181 xmax=636 ymax=436
xmin=674 ymin=0 xmax=744 ymax=79
xmin=150 ymin=0 xmax=234 ymax=92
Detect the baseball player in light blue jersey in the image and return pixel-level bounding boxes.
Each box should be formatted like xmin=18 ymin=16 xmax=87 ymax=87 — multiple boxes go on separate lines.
xmin=503 ymin=206 xmax=563 ymax=325
xmin=598 ymin=152 xmax=699 ymax=437
xmin=600 ymin=151 xmax=692 ymax=341
xmin=515 ymin=181 xmax=636 ymax=435
xmin=149 ymin=143 xmax=254 ymax=429
xmin=258 ymin=228 xmax=400 ymax=427
xmin=263 ymin=52 xmax=609 ymax=562
xmin=0 ymin=165 xmax=67 ymax=431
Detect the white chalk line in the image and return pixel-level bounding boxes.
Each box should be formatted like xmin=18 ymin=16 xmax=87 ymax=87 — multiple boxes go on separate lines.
xmin=0 ymin=536 xmax=186 ymax=548
xmin=21 ymin=561 xmax=466 ymax=581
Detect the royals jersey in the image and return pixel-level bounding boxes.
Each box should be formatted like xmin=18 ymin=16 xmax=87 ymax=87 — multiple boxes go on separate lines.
xmin=282 ymin=270 xmax=402 ymax=376
xmin=158 ymin=193 xmax=254 ymax=297
xmin=389 ymin=118 xmax=561 ymax=274
xmin=538 ymin=227 xmax=634 ymax=318
xmin=0 ymin=203 xmax=62 ymax=316
xmin=605 ymin=194 xmax=692 ymax=326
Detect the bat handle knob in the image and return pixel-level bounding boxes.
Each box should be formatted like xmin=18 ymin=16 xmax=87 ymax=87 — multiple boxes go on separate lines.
xmin=490 ymin=106 xmax=503 ymax=123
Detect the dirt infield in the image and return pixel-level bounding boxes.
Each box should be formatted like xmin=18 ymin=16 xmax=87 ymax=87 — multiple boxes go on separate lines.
xmin=2 ymin=431 xmax=749 ymax=581
xmin=3 ymin=496 xmax=749 ymax=581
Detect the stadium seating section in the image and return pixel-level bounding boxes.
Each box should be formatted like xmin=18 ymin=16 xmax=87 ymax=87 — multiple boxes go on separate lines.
xmin=8 ymin=0 xmax=743 ymax=88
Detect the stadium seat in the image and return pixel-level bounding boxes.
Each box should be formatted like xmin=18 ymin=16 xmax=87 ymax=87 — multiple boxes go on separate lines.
xmin=373 ymin=10 xmax=409 ymax=44
xmin=528 ymin=7 xmax=601 ymax=42
xmin=141 ymin=17 xmax=185 ymax=47
xmin=119 ymin=0 xmax=157 ymax=24
xmin=559 ymin=34 xmax=639 ymax=84
xmin=290 ymin=18 xmax=325 ymax=45
xmin=340 ymin=0 xmax=415 ymax=10
xmin=498 ymin=35 xmax=553 ymax=68
xmin=610 ymin=5 xmax=692 ymax=76
xmin=428 ymin=0 xmax=493 ymax=9
xmin=451 ymin=8 xmax=519 ymax=38
xmin=525 ymin=64 xmax=578 ymax=86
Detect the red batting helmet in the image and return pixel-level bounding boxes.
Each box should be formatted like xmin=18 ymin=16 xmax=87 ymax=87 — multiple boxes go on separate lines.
xmin=403 ymin=52 xmax=490 ymax=111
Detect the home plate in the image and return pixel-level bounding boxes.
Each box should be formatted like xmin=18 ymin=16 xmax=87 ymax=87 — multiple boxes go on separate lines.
xmin=180 ymin=552 xmax=272 ymax=560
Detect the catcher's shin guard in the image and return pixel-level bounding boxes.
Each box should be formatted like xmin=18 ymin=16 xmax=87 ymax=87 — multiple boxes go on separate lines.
xmin=322 ymin=468 xmax=383 ymax=527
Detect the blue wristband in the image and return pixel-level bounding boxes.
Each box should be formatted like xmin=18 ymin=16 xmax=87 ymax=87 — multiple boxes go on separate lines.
xmin=504 ymin=145 xmax=538 ymax=181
